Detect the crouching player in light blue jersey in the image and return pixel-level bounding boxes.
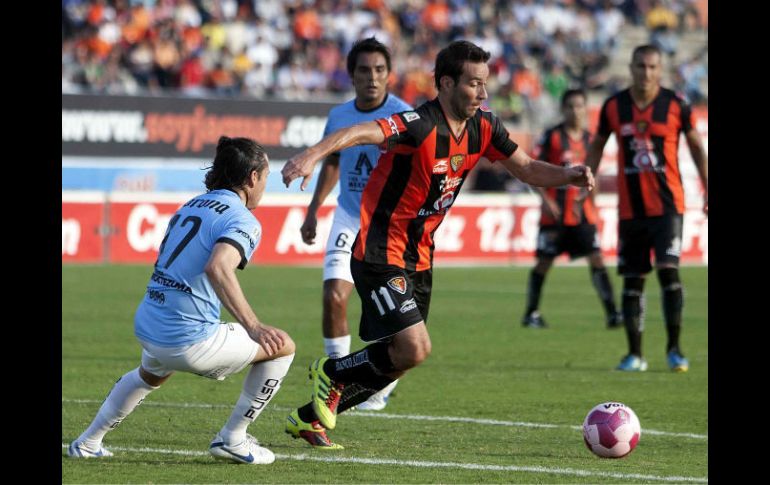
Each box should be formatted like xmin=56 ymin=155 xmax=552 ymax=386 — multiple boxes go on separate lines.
xmin=288 ymin=38 xmax=411 ymax=450
xmin=68 ymin=137 xmax=295 ymax=465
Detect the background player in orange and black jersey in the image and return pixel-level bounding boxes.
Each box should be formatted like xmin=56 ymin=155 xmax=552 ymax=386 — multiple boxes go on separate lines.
xmin=522 ymin=89 xmax=622 ymax=330
xmin=584 ymin=44 xmax=708 ymax=372
xmin=281 ymin=40 xmax=594 ymax=443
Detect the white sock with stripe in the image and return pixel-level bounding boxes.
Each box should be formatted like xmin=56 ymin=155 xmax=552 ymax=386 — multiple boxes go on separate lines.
xmin=324 ymin=335 xmax=351 ymax=359
xmin=76 ymin=367 xmax=158 ymax=449
xmin=219 ymin=353 xmax=294 ymax=445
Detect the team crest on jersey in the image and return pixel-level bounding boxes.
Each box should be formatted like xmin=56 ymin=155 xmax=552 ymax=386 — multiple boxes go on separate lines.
xmin=433 ymin=159 xmax=448 ymax=174
xmin=403 ymin=111 xmax=420 ymax=122
xmin=450 ymin=154 xmax=465 ymax=172
xmin=387 ymin=276 xmax=407 ymax=294
xmin=636 ymin=120 xmax=649 ymax=134
xmin=620 ymin=123 xmax=634 ymax=136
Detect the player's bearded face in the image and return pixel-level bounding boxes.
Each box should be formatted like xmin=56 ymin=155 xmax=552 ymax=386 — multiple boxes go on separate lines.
xmin=352 ymin=52 xmax=390 ymax=104
xmin=630 ymin=52 xmax=662 ymax=93
xmin=449 ymin=62 xmax=489 ymax=120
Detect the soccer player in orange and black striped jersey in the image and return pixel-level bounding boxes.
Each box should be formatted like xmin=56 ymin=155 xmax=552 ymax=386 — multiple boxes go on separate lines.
xmin=584 ymin=44 xmax=708 ymax=373
xmin=281 ymin=41 xmax=594 ymax=441
xmin=522 ymin=89 xmax=622 ymax=330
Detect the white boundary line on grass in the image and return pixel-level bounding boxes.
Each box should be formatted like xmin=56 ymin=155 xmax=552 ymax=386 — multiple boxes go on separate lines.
xmin=60 ymin=443 xmax=707 ymax=483
xmin=62 ymin=398 xmax=708 ymax=440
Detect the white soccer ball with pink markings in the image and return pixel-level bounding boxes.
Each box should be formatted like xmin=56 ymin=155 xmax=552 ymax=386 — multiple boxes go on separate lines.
xmin=582 ymin=402 xmax=641 ymax=458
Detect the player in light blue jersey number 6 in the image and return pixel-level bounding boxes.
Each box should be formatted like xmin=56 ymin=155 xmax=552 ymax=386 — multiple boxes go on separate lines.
xmin=291 ymin=38 xmax=410 ymax=449
xmin=68 ymin=137 xmax=296 ymax=465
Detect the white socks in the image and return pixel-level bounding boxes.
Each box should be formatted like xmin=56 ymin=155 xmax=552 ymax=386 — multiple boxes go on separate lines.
xmin=324 ymin=335 xmax=351 ymax=359
xmin=76 ymin=367 xmax=158 ymax=448
xmin=219 ymin=353 xmax=294 ymax=445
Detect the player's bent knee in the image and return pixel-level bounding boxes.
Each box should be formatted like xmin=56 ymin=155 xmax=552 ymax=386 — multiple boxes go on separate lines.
xmin=277 ymin=334 xmax=297 ymax=357
xmin=323 ymin=286 xmax=350 ymax=311
xmin=139 ymin=366 xmax=172 ymax=387
xmin=392 ymin=340 xmax=431 ymax=369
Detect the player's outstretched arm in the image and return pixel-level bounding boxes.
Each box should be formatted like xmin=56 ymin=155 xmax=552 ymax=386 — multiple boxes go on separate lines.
xmin=281 ymin=121 xmax=385 ymax=190
xmin=685 ymin=127 xmax=708 ymax=216
xmin=301 ymin=154 xmax=340 ymax=245
xmin=205 ymin=242 xmax=288 ymax=356
xmin=576 ymin=132 xmax=610 ymax=202
xmin=501 ymin=149 xmax=595 ymax=190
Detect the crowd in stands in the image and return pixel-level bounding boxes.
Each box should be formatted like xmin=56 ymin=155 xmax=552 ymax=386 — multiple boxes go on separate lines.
xmin=62 ymin=0 xmax=707 ymax=131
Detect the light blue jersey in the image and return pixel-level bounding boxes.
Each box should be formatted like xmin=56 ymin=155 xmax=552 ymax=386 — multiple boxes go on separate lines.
xmin=324 ymin=93 xmax=411 ymax=218
xmin=134 ymin=189 xmax=261 ymax=347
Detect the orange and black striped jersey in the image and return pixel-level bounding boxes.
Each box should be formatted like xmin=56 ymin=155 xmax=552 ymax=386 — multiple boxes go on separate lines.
xmin=353 ymin=98 xmax=518 ymax=271
xmin=534 ymin=123 xmax=598 ymax=226
xmin=598 ymin=87 xmax=694 ymax=220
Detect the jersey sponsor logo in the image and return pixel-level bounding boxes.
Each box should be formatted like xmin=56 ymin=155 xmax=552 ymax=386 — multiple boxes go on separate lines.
xmin=150 ymin=270 xmax=193 ymax=294
xmin=327 ymin=258 xmax=342 ymax=267
xmin=450 ymin=154 xmax=465 ymax=172
xmin=387 ymin=276 xmax=407 ymax=294
xmin=628 ymin=138 xmax=662 ymax=173
xmin=352 ymin=152 xmax=374 ymax=175
xmin=620 ymin=123 xmax=634 ymax=136
xmin=418 ymin=207 xmax=437 ymax=216
xmin=387 ymin=116 xmax=400 ymax=136
xmin=439 ymin=176 xmax=462 ymax=192
xmin=433 ymin=191 xmax=456 ymax=211
xmin=433 ymin=159 xmax=448 ymax=174
xmin=399 ymin=298 xmax=417 ymax=313
xmin=403 ymin=112 xmax=420 ymax=122
xmin=147 ymin=289 xmax=165 ymax=304
xmin=234 ymin=228 xmax=256 ymax=249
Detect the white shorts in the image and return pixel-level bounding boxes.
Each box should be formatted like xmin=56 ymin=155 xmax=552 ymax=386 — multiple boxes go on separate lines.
xmin=323 ymin=208 xmax=359 ymax=283
xmin=139 ymin=322 xmax=261 ymax=381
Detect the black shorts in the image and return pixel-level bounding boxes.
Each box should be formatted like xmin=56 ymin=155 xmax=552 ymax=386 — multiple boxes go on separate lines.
xmin=618 ymin=214 xmax=683 ymax=275
xmin=350 ymin=257 xmax=432 ymax=343
xmin=535 ymin=224 xmax=600 ymax=259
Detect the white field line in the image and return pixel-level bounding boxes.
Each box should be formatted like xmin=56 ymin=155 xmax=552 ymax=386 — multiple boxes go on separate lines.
xmin=62 ymin=398 xmax=707 ymax=440
xmin=60 ymin=443 xmax=707 ymax=483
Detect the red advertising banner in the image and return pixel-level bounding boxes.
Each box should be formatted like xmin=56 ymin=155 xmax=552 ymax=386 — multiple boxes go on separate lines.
xmin=61 ymin=193 xmax=106 ymax=263
xmin=253 ymin=195 xmax=707 ymax=265
xmin=107 ymin=194 xmax=188 ymax=263
xmin=63 ymin=193 xmax=706 ymax=265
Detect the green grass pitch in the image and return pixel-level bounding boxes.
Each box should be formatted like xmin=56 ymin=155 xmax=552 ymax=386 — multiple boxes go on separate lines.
xmin=62 ymin=264 xmax=707 ymax=484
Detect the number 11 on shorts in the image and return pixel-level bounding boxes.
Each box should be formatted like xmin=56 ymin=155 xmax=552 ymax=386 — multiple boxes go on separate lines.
xmin=370 ymin=287 xmax=396 ymax=315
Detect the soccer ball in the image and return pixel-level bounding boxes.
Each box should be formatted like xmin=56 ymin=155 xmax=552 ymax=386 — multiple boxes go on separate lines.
xmin=582 ymin=402 xmax=641 ymax=458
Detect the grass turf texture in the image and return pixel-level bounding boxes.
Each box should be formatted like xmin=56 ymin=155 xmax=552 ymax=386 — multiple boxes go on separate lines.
xmin=63 ymin=264 xmax=707 ymax=483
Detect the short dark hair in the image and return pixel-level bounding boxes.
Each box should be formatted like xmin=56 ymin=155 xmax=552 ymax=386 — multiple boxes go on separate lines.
xmin=631 ymin=44 xmax=662 ymax=61
xmin=347 ymin=37 xmax=392 ymax=77
xmin=561 ymin=88 xmax=586 ymax=107
xmin=434 ymin=40 xmax=491 ymax=90
xmin=204 ymin=136 xmax=268 ymax=191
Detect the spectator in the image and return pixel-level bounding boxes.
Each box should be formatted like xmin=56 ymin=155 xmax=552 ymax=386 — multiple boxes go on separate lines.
xmin=646 ymin=0 xmax=680 ymax=58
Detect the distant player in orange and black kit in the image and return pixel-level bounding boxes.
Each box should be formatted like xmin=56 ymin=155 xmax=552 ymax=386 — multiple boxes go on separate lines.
xmin=522 ymin=89 xmax=622 ymax=330
xmin=281 ymin=40 xmax=594 ymax=446
xmin=584 ymin=44 xmax=708 ymax=373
